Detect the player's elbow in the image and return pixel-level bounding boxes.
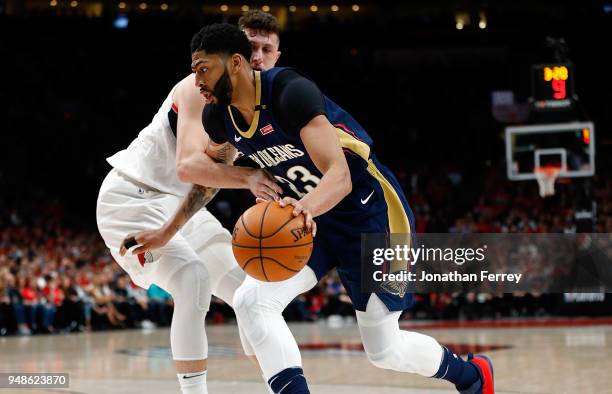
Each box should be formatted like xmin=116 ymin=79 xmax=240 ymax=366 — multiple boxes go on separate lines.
xmin=338 ymin=167 xmax=352 ymax=197
xmin=176 ymin=159 xmax=194 ymax=183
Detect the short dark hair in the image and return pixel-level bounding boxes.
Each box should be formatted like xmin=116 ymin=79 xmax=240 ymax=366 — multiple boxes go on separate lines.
xmin=190 ymin=23 xmax=252 ymax=60
xmin=238 ymin=10 xmax=281 ymax=37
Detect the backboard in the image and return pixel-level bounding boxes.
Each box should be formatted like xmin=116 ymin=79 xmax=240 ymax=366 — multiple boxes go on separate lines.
xmin=505 ymin=122 xmax=595 ymax=181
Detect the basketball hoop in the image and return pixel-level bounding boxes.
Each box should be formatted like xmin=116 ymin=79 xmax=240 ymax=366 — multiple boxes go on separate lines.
xmin=534 ymin=165 xmax=562 ymax=197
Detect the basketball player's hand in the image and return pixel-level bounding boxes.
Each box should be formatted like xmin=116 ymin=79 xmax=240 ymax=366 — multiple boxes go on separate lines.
xmin=278 ymin=197 xmax=317 ymax=237
xmin=247 ymin=169 xmax=282 ymax=201
xmin=119 ymin=228 xmax=172 ymax=256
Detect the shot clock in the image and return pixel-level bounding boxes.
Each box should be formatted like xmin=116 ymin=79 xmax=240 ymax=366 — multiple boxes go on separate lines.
xmin=531 ymin=64 xmax=574 ymax=110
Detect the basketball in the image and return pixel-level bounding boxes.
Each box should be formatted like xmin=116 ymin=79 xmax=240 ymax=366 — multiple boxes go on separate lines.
xmin=232 ymin=201 xmax=313 ymax=282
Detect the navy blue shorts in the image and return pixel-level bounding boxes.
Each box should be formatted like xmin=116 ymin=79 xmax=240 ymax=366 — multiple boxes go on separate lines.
xmin=307 ymin=157 xmax=415 ymax=312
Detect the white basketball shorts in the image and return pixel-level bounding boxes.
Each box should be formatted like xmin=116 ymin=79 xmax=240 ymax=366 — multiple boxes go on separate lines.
xmin=96 ymin=168 xmax=237 ymax=291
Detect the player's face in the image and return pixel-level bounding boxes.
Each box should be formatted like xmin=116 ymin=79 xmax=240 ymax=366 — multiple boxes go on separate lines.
xmin=191 ymin=51 xmax=233 ymax=106
xmin=244 ymin=28 xmax=281 ymax=71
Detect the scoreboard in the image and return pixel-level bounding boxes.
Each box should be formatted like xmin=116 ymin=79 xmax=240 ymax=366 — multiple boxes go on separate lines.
xmin=531 ymin=64 xmax=574 ymax=110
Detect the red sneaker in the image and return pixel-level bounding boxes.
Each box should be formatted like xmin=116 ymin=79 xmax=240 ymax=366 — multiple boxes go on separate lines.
xmin=458 ymin=353 xmax=495 ymax=394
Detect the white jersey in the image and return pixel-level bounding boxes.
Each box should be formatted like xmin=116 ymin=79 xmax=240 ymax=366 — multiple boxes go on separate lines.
xmin=106 ymin=85 xmax=191 ymax=196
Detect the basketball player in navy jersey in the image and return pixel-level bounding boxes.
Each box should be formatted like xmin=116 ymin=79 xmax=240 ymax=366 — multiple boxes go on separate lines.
xmin=128 ymin=23 xmax=495 ymax=394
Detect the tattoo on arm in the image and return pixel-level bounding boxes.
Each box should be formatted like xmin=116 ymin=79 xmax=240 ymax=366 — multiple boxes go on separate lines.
xmin=183 ymin=185 xmax=219 ymax=221
xmin=208 ymin=142 xmax=236 ymax=164
xmin=171 ymin=185 xmax=219 ymax=235
xmin=170 ymin=143 xmax=234 ymax=234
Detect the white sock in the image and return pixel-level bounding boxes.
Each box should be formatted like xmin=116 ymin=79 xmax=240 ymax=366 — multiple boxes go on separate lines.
xmin=177 ymin=370 xmax=208 ymax=394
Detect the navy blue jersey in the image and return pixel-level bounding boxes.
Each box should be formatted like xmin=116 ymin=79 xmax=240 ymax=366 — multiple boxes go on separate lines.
xmin=212 ymin=68 xmax=408 ymax=226
xmin=207 ymin=67 xmax=414 ymax=311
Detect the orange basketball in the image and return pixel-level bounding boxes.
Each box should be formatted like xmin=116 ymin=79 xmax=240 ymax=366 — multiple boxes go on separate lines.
xmin=232 ymin=201 xmax=313 ymax=282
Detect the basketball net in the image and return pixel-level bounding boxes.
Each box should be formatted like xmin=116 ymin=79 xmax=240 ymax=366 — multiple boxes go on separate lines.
xmin=534 ymin=165 xmax=562 ymax=197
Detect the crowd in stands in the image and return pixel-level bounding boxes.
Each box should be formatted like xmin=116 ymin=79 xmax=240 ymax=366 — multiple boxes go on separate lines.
xmin=1 ymin=167 xmax=610 ymax=336
xmin=0 ymin=201 xmax=173 ymax=335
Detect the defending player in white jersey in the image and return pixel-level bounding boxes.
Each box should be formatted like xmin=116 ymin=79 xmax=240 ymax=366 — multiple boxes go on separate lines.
xmin=96 ymin=11 xmax=283 ymax=394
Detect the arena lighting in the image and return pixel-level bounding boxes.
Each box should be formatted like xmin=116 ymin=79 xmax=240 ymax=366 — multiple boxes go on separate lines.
xmin=160 ymin=3 xmax=168 ymax=10
xmin=113 ymin=14 xmax=129 ymax=29
xmin=118 ymin=2 xmax=126 ymax=9
xmin=220 ymin=4 xmax=228 ymax=12
xmin=241 ymin=5 xmax=249 ymax=11
xmin=49 ymin=0 xmax=57 ymax=6
xmin=138 ymin=2 xmax=147 ymax=10
xmin=262 ymin=5 xmax=270 ymax=12
xmin=352 ymin=4 xmax=360 ymax=11
xmin=70 ymin=0 xmax=77 ymax=7
xmin=289 ymin=5 xmax=297 ymax=12
xmin=455 ymin=12 xmax=469 ymax=30
xmin=479 ymin=11 xmax=487 ymax=29
xmin=310 ymin=5 xmax=318 ymax=12
xmin=331 ymin=5 xmax=339 ymax=12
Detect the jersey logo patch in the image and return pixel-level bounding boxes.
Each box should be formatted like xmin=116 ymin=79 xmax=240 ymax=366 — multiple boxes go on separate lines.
xmin=260 ymin=124 xmax=274 ymax=135
xmin=361 ymin=190 xmax=375 ymax=204
xmin=137 ymin=251 xmax=156 ymax=267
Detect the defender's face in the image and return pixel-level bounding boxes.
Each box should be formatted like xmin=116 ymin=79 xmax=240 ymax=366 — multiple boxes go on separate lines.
xmin=244 ymin=28 xmax=280 ymax=71
xmin=191 ymin=51 xmax=229 ymax=105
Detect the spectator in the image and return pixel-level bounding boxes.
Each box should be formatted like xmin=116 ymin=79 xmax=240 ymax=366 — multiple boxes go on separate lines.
xmin=88 ymin=272 xmax=126 ymax=330
xmin=146 ymin=284 xmax=173 ymax=327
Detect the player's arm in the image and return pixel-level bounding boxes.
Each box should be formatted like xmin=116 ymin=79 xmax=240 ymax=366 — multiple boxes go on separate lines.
xmin=166 ymin=140 xmax=258 ymax=237
xmin=168 ymin=138 xmax=279 ymax=236
xmin=272 ymin=71 xmax=352 ymax=235
xmin=120 ymin=75 xmax=224 ymax=252
xmin=278 ymin=115 xmax=351 ymax=236
xmin=174 ymin=76 xmax=280 ymax=193
xmin=120 ymin=145 xmax=279 ymax=256
xmin=119 ymin=147 xmax=234 ymax=256
xmin=174 ymin=73 xmax=210 ymax=180
xmin=119 ymin=80 xmax=281 ymax=255
xmin=173 ymin=75 xmax=245 ymax=188
xmin=296 ymin=115 xmax=352 ymax=217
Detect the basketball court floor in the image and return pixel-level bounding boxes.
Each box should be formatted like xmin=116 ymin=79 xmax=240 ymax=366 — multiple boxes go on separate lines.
xmin=2 ymin=319 xmax=612 ymax=394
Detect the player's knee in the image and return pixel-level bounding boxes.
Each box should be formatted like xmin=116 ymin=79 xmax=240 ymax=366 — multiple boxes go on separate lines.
xmin=233 ymin=281 xmax=285 ymax=317
xmin=233 ymin=283 xmax=267 ymax=345
xmin=212 ymin=266 xmax=245 ymax=307
xmin=232 ymin=282 xmax=285 ymax=346
xmin=232 ymin=281 xmax=254 ymax=317
xmin=167 ymin=262 xmax=211 ymax=312
xmin=361 ymin=328 xmax=442 ymax=376
xmin=363 ymin=345 xmax=418 ymax=373
xmin=364 ymin=348 xmax=397 ymax=371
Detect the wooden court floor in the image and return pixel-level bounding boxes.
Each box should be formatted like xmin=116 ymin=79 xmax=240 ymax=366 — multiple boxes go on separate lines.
xmin=1 ymin=319 xmax=612 ymax=394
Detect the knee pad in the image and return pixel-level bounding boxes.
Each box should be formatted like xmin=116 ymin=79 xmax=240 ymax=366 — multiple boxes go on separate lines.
xmin=238 ymin=324 xmax=255 ymax=356
xmin=166 ymin=262 xmax=211 ymax=312
xmin=361 ymin=330 xmax=441 ymax=376
xmin=166 ymin=263 xmax=212 ymax=361
xmin=364 ymin=346 xmax=401 ymax=371
xmin=232 ymin=279 xmax=278 ymax=346
xmin=357 ymin=295 xmax=442 ymax=376
xmin=212 ymin=266 xmax=245 ymax=307
xmin=233 ymin=268 xmax=317 ymax=347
